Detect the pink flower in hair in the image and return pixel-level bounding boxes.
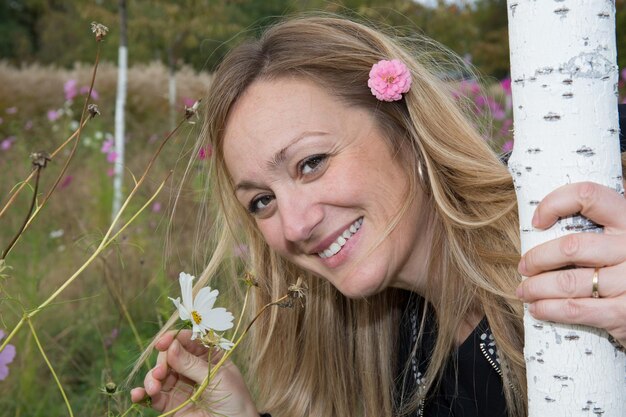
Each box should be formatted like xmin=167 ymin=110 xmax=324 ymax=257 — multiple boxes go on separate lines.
xmin=368 ymin=59 xmax=412 ymax=102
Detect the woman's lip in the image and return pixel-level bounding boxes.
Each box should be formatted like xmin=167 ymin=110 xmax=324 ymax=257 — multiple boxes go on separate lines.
xmin=310 ymin=217 xmax=362 ymax=255
xmin=318 ymin=221 xmax=362 ymax=268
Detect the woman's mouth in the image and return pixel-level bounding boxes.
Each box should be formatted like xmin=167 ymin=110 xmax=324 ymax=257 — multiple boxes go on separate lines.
xmin=317 ymin=217 xmax=363 ymax=259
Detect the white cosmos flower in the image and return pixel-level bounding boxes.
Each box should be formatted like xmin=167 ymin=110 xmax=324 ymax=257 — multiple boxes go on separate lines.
xmin=169 ymin=272 xmax=234 ymax=340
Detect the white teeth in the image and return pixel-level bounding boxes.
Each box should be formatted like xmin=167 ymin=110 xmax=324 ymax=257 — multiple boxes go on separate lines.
xmin=317 ymin=217 xmax=363 ymax=259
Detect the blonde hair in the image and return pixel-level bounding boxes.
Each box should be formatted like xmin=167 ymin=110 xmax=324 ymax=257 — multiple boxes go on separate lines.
xmin=185 ymin=15 xmax=530 ymax=417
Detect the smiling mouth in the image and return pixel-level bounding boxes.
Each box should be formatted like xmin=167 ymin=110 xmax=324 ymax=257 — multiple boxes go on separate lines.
xmin=317 ymin=217 xmax=363 ymax=259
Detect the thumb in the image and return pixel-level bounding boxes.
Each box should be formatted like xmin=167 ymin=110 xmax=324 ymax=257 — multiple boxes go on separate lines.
xmin=167 ymin=339 xmax=210 ymax=385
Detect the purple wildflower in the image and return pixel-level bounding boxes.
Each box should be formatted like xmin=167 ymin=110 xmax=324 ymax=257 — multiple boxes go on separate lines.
xmin=151 ymin=202 xmax=162 ymax=213
xmin=501 ymin=140 xmax=514 ymax=153
xmin=1 ymin=137 xmax=15 ymax=151
xmin=106 ymin=151 xmax=118 ymax=163
xmin=47 ymin=109 xmax=62 ymax=122
xmin=182 ymin=97 xmax=196 ymax=108
xmin=5 ymin=107 xmax=17 ymax=115
xmin=64 ymin=79 xmax=78 ymax=102
xmin=621 ymin=68 xmax=626 ymax=82
xmin=198 ymin=145 xmax=212 ymax=160
xmin=80 ymin=86 xmax=99 ymax=100
xmin=60 ymin=175 xmax=73 ymax=189
xmin=101 ymin=138 xmax=114 ymax=154
xmin=0 ymin=330 xmax=16 ymax=381
xmin=500 ymin=77 xmax=512 ymax=95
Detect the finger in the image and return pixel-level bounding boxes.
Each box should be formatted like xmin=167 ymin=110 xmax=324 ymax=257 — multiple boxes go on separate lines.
xmin=519 ymin=233 xmax=626 ymax=276
xmin=130 ymin=387 xmax=148 ymax=404
xmin=517 ymin=265 xmax=624 ymax=302
xmin=144 ymin=368 xmax=164 ymax=397
xmin=156 ymin=330 xmax=209 ymax=357
xmin=533 ymin=182 xmax=626 ymax=230
xmin=167 ymin=339 xmax=210 ymax=384
xmin=135 ymin=383 xmax=195 ymax=413
xmin=528 ymin=297 xmax=626 ymax=342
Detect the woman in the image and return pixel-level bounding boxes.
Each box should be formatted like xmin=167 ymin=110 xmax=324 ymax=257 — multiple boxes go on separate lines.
xmin=131 ymin=16 xmax=626 ymax=417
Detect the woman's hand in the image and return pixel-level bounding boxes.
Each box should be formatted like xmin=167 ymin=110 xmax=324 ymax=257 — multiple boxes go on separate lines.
xmin=516 ymin=181 xmax=626 ymax=348
xmin=130 ymin=330 xmax=259 ymax=417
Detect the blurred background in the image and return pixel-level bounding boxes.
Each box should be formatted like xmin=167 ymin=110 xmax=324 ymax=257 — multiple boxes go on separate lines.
xmin=0 ymin=1 xmax=624 ymax=416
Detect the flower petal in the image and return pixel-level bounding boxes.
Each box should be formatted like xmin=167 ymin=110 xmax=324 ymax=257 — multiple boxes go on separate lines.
xmin=169 ymin=297 xmax=191 ymax=321
xmin=178 ymin=272 xmax=194 ymax=312
xmin=203 ymin=308 xmax=234 ymax=331
xmin=194 ymin=286 xmax=218 ymax=311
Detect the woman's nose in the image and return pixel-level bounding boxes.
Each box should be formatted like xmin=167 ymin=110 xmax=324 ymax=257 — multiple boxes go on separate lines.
xmin=277 ymin=191 xmax=323 ymax=243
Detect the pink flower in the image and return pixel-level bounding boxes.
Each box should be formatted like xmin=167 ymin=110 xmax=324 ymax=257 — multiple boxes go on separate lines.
xmin=198 ymin=145 xmax=213 ymax=160
xmin=80 ymin=86 xmax=99 ymax=100
xmin=106 ymin=151 xmax=118 ymax=163
xmin=1 ymin=137 xmax=15 ymax=151
xmin=5 ymin=107 xmax=17 ymax=115
xmin=182 ymin=97 xmax=196 ymax=108
xmin=621 ymin=68 xmax=626 ymax=82
xmin=107 ymin=167 xmax=115 ymax=177
xmin=501 ymin=140 xmax=514 ymax=153
xmin=0 ymin=330 xmax=16 ymax=381
xmin=151 ymin=202 xmax=162 ymax=213
xmin=47 ymin=109 xmax=62 ymax=122
xmin=500 ymin=77 xmax=512 ymax=95
xmin=101 ymin=138 xmax=114 ymax=154
xmin=368 ymin=59 xmax=412 ymax=102
xmin=60 ymin=175 xmax=73 ymax=189
xmin=64 ymin=79 xmax=78 ymax=101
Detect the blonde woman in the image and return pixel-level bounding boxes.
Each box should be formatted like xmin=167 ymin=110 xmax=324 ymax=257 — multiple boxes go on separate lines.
xmin=131 ymin=16 xmax=626 ymax=417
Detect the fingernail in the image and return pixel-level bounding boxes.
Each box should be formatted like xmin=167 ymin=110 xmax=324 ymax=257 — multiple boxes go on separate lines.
xmin=515 ymin=285 xmax=523 ymax=300
xmin=170 ymin=339 xmax=179 ymax=354
xmin=146 ymin=380 xmax=154 ymax=393
xmin=528 ymin=303 xmax=536 ymax=316
xmin=518 ymin=258 xmax=526 ymax=275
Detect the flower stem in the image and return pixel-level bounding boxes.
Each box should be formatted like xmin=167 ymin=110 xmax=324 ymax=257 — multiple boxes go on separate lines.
xmin=0 ymin=117 xmax=91 ymax=221
xmin=1 ymin=166 xmax=42 ymax=260
xmin=0 ymin=173 xmax=170 ymax=352
xmin=27 ymin=318 xmax=74 ymax=417
xmin=156 ymin=295 xmax=289 ymax=417
xmin=16 ymin=44 xmax=102 ymax=240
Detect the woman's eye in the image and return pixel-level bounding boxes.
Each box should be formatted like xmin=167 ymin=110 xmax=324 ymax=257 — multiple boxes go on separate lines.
xmin=249 ymin=195 xmax=274 ymax=214
xmin=299 ymin=154 xmax=327 ymax=175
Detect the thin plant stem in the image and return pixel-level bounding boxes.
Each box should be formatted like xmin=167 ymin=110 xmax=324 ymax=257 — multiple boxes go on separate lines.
xmin=17 ymin=44 xmax=102 ymax=240
xmin=27 ymin=318 xmax=74 ymax=417
xmin=1 ymin=166 xmax=42 ymax=260
xmin=0 ymin=173 xmax=171 ymax=353
xmin=157 ymin=295 xmax=289 ymax=417
xmin=0 ymin=115 xmax=91 ymax=220
xmin=232 ymin=285 xmax=251 ymax=339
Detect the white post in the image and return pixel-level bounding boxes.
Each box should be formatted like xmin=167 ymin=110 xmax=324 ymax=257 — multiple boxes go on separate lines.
xmin=113 ymin=0 xmax=128 ymax=221
xmin=507 ymin=0 xmax=626 ymax=414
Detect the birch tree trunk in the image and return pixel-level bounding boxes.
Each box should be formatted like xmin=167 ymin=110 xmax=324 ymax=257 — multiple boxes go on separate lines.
xmin=507 ymin=1 xmax=625 ymax=415
xmin=113 ymin=0 xmax=127 ymax=222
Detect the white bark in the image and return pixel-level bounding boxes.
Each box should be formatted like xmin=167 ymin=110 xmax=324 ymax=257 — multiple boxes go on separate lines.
xmin=507 ymin=1 xmax=625 ymax=415
xmin=113 ymin=44 xmax=127 ymax=221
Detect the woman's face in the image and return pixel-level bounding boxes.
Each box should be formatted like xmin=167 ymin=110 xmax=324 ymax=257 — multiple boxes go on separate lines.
xmin=223 ymin=78 xmax=432 ymax=298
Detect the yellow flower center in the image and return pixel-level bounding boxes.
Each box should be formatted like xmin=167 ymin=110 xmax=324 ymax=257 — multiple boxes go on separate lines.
xmin=384 ymin=75 xmax=396 ymax=84
xmin=191 ymin=310 xmax=202 ymax=325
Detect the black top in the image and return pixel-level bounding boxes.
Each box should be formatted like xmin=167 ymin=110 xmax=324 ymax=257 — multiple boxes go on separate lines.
xmin=396 ymin=296 xmax=507 ymax=417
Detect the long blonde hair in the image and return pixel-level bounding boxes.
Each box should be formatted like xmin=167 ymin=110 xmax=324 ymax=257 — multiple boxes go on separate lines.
xmin=188 ymin=15 xmax=529 ymax=417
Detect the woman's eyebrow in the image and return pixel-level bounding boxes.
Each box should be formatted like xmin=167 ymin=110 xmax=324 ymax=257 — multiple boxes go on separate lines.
xmin=265 ymin=131 xmax=328 ymax=169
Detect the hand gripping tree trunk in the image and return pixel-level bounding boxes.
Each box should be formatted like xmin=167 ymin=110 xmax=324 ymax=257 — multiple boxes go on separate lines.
xmin=507 ymin=1 xmax=625 ymax=415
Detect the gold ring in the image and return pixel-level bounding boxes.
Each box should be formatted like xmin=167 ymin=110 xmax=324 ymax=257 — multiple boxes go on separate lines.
xmin=591 ymin=267 xmax=600 ymax=298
